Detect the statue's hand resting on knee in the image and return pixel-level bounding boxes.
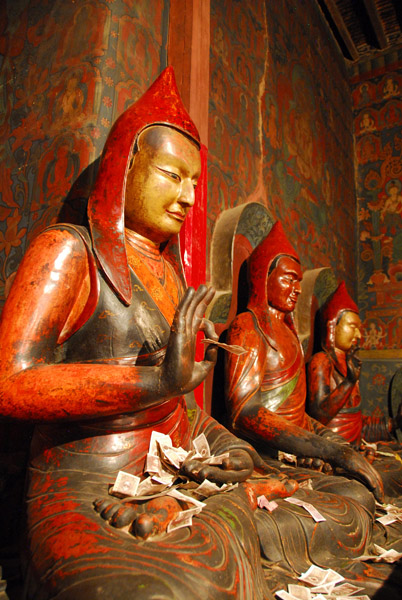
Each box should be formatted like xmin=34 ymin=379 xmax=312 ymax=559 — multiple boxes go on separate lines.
xmin=180 ymin=448 xmax=254 ymax=485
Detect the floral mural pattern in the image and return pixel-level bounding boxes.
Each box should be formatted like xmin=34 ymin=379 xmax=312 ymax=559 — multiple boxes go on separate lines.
xmin=0 ymin=0 xmax=167 ymax=311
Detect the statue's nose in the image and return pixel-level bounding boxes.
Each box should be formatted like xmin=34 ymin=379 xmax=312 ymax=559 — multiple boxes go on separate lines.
xmin=179 ymin=179 xmax=195 ymax=207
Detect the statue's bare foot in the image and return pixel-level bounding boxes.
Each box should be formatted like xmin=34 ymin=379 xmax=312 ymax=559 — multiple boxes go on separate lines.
xmin=297 ymin=457 xmax=329 ymax=471
xmin=133 ymin=497 xmax=182 ymax=539
xmin=94 ymin=496 xmax=183 ymax=540
xmin=94 ymin=498 xmax=138 ymax=529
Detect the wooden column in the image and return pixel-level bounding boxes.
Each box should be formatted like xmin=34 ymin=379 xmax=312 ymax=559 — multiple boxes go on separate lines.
xmin=168 ymin=0 xmax=210 ymax=144
xmin=168 ymin=0 xmax=210 ymax=408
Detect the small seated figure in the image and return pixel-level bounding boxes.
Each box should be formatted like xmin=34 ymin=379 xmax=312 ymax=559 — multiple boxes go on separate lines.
xmin=307 ymin=281 xmax=402 ymax=498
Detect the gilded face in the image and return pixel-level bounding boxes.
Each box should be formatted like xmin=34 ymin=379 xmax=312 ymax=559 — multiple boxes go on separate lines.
xmin=267 ymin=256 xmax=302 ymax=313
xmin=125 ymin=126 xmax=201 ymax=244
xmin=335 ymin=310 xmax=361 ymax=352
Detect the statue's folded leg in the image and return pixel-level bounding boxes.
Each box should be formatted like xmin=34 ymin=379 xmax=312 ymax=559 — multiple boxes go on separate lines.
xmin=255 ymin=486 xmax=373 ymax=575
xmin=261 ymin=456 xmax=376 ymax=517
xmin=371 ymin=445 xmax=402 ymax=501
xmin=24 ymin=465 xmax=271 ymax=600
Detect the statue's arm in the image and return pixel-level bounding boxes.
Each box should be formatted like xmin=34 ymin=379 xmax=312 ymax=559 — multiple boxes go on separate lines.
xmin=224 ymin=313 xmax=266 ymax=429
xmin=235 ymin=393 xmax=383 ymax=500
xmin=225 ymin=315 xmax=329 ymax=456
xmin=0 ymin=229 xmax=214 ymax=422
xmin=307 ymin=352 xmax=356 ymax=425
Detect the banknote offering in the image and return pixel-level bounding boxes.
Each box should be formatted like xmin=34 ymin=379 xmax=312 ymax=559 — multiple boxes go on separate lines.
xmin=298 ymin=479 xmax=313 ymax=490
xmin=328 ymin=582 xmax=364 ymax=596
xmin=257 ymin=495 xmax=279 ymax=511
xmin=192 ymin=433 xmax=210 ymax=458
xmin=357 ymin=543 xmax=402 ymax=563
xmin=284 ymin=496 xmax=326 ymax=522
xmin=298 ymin=565 xmax=344 ymax=586
xmin=287 ymin=584 xmax=312 ymax=599
xmin=310 ymin=582 xmax=335 ymax=594
xmin=201 ymin=338 xmax=246 ymax=355
xmin=111 ymin=471 xmax=140 ymax=497
xmin=193 ymin=478 xmax=237 ymax=498
xmin=275 ymin=591 xmax=295 ymax=600
xmin=375 ymin=501 xmax=402 ymax=526
xmin=278 ymin=451 xmax=298 ymax=465
xmin=276 ymin=569 xmax=368 ymax=600
xmin=110 ymin=431 xmax=238 ymax=531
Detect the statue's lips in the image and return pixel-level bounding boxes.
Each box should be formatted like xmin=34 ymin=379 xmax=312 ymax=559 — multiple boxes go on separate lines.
xmin=166 ymin=210 xmax=186 ymax=222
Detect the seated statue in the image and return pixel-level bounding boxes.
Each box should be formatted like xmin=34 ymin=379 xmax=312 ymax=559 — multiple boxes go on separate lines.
xmin=0 ymin=68 xmax=286 ymax=600
xmin=307 ymin=281 xmax=402 ymax=499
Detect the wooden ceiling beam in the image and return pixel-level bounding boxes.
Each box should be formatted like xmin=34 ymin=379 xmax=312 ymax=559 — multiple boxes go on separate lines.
xmin=321 ymin=0 xmax=359 ymax=60
xmin=391 ymin=0 xmax=402 ymax=33
xmin=362 ymin=0 xmax=388 ymax=49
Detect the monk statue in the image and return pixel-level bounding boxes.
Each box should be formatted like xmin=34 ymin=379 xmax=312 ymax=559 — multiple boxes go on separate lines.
xmin=307 ymin=281 xmax=402 ymax=499
xmin=0 ymin=68 xmax=287 ymax=600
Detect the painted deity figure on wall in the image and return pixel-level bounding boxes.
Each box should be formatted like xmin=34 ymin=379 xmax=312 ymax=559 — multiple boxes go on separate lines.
xmin=383 ymin=76 xmax=400 ymax=98
xmin=362 ymin=320 xmax=386 ymax=350
xmin=359 ymin=111 xmax=376 ymax=133
xmin=380 ymin=179 xmax=402 ymax=221
xmin=307 ymin=282 xmax=402 ymax=499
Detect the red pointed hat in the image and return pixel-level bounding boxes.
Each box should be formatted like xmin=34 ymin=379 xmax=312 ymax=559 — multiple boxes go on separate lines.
xmin=247 ymin=222 xmax=300 ymax=347
xmin=322 ymin=281 xmax=358 ymax=325
xmin=248 ymin=221 xmax=300 ymax=309
xmin=88 ymin=67 xmax=200 ymax=305
xmin=321 ymin=281 xmax=359 ymax=349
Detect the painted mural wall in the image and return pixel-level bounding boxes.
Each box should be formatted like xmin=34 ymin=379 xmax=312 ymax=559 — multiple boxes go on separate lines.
xmin=208 ymin=0 xmax=356 ymax=294
xmin=0 ymin=0 xmax=167 ymax=312
xmin=351 ymin=55 xmax=402 ymax=416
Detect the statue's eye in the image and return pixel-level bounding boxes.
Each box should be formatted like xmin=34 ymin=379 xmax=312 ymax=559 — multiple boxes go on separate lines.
xmin=168 ymin=171 xmax=181 ymax=181
xmin=157 ymin=166 xmax=181 ymax=181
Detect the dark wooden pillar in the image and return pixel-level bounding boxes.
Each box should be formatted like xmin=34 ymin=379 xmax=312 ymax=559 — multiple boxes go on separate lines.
xmin=168 ymin=0 xmax=210 ymax=408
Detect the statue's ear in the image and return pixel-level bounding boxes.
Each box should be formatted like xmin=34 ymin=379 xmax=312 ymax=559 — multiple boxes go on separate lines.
xmin=327 ymin=320 xmax=336 ymax=349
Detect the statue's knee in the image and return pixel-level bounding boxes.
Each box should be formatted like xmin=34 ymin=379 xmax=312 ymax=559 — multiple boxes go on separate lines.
xmin=314 ymin=475 xmax=375 ymax=516
xmin=342 ymin=479 xmax=376 ymax=515
xmin=53 ymin=574 xmax=176 ymax=600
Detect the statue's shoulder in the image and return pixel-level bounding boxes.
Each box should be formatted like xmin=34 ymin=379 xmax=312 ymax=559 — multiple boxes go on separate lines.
xmin=228 ymin=311 xmax=258 ymax=337
xmin=26 ymin=224 xmax=95 ymax=272
xmin=227 ymin=310 xmax=265 ymax=349
xmin=308 ymin=350 xmax=332 ymax=371
xmin=229 ymin=310 xmax=257 ymax=331
xmin=39 ymin=223 xmax=92 ymax=249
